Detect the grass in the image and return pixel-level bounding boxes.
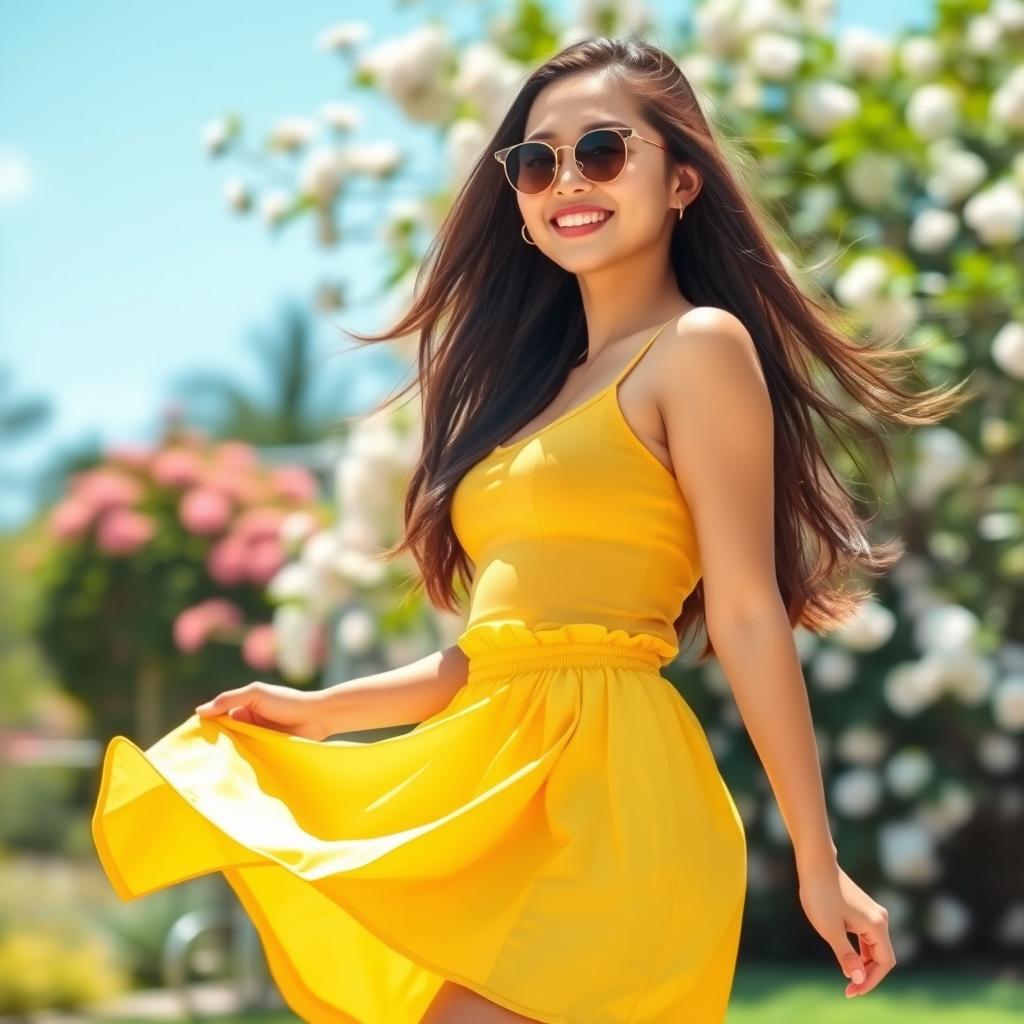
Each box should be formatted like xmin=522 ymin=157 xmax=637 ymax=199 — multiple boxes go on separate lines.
xmin=104 ymin=963 xmax=1024 ymax=1023
xmin=727 ymin=963 xmax=1024 ymax=1024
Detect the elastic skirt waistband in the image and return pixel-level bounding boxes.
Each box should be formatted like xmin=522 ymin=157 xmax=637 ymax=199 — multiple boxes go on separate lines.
xmin=466 ymin=642 xmax=662 ymax=685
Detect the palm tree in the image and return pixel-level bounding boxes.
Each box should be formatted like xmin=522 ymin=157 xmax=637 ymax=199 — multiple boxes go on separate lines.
xmin=169 ymin=301 xmax=353 ymax=445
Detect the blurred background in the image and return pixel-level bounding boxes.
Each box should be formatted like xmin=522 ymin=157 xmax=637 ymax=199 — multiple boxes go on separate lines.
xmin=2 ymin=0 xmax=1023 ymax=1021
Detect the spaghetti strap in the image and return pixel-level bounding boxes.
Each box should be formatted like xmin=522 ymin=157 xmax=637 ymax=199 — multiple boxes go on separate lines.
xmin=611 ymin=315 xmax=676 ymax=387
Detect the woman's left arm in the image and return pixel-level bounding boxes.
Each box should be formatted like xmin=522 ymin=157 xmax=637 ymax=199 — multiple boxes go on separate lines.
xmin=656 ymin=309 xmax=897 ymax=999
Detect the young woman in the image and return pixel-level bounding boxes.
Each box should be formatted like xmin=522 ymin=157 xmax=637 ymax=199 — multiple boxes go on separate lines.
xmin=93 ymin=34 xmax=970 ymax=1024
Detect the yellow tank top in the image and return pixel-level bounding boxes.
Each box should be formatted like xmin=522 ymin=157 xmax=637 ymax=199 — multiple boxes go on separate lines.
xmin=451 ymin=316 xmax=701 ymax=668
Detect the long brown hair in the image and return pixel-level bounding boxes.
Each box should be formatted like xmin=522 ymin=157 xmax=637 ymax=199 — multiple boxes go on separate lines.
xmin=333 ymin=33 xmax=974 ymax=661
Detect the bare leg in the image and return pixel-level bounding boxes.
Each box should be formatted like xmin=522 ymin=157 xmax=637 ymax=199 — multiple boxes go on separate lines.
xmin=419 ymin=979 xmax=543 ymax=1023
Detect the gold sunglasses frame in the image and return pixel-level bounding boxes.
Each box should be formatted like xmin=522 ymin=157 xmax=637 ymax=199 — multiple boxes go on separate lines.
xmin=492 ymin=126 xmax=671 ymax=194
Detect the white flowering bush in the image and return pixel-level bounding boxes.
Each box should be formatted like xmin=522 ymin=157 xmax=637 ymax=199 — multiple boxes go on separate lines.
xmin=203 ymin=0 xmax=1023 ymax=962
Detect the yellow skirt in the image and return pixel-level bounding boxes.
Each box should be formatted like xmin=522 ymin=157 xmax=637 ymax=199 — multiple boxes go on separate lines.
xmin=92 ymin=632 xmax=748 ymax=1023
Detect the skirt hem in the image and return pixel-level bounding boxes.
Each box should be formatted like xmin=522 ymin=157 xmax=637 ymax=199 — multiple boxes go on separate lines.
xmin=92 ymin=733 xmax=578 ymax=1024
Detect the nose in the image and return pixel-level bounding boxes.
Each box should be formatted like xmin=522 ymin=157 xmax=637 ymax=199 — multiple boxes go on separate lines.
xmin=550 ymin=143 xmax=588 ymax=191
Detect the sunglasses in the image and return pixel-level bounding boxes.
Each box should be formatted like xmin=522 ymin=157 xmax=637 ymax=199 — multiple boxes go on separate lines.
xmin=493 ymin=126 xmax=671 ymax=196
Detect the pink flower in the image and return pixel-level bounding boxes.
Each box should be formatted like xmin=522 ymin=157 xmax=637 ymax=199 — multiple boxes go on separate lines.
xmin=179 ymin=487 xmax=232 ymax=535
xmin=206 ymin=533 xmax=250 ymax=586
xmin=242 ymin=624 xmax=277 ymax=671
xmin=49 ymin=497 xmax=96 ymax=540
xmin=151 ymin=447 xmax=204 ymax=488
xmin=215 ymin=441 xmax=258 ymax=469
xmin=71 ymin=467 xmax=143 ymax=512
xmin=209 ymin=465 xmax=269 ymax=505
xmin=96 ymin=507 xmax=155 ymax=556
xmin=269 ymin=465 xmax=319 ymax=503
xmin=234 ymin=505 xmax=287 ymax=541
xmin=247 ymin=535 xmax=285 ymax=586
xmin=104 ymin=443 xmax=153 ymax=471
xmin=173 ymin=598 xmax=244 ymax=654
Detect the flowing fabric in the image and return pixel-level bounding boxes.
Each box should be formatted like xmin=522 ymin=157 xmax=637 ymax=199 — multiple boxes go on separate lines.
xmin=92 ymin=316 xmax=747 ymax=1022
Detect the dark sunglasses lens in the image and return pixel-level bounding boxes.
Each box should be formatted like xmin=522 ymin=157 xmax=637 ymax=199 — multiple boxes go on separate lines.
xmin=576 ymin=129 xmax=627 ymax=181
xmin=507 ymin=143 xmax=557 ymax=194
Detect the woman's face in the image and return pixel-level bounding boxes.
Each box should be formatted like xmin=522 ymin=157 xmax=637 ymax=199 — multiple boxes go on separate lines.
xmin=514 ymin=71 xmax=694 ymax=273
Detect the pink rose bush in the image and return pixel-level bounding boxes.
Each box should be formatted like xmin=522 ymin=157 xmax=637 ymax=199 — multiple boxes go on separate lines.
xmin=41 ymin=426 xmax=331 ymax=693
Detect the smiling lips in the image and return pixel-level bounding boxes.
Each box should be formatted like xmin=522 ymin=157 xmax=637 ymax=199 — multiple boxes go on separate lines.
xmin=549 ymin=207 xmax=615 ymax=237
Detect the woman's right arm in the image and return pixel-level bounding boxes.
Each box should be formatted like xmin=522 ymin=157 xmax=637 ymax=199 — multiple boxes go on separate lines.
xmin=316 ymin=644 xmax=470 ymax=735
xmin=195 ymin=644 xmax=470 ymax=739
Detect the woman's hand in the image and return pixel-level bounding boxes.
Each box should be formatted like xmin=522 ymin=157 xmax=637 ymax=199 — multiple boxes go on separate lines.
xmin=194 ymin=680 xmax=329 ymax=741
xmin=797 ymin=859 xmax=897 ymax=998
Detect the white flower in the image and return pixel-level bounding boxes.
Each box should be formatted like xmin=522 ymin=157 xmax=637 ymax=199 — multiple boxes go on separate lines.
xmin=222 ymin=176 xmax=250 ymax=213
xmin=835 ymin=26 xmax=893 ymax=80
xmin=915 ymin=782 xmax=976 ymax=838
xmin=335 ymin=606 xmax=377 ymax=655
xmin=926 ymin=894 xmax=972 ymax=945
xmin=966 ymin=14 xmax=1002 ymax=55
xmin=794 ymin=80 xmax=860 ymax=137
xmin=678 ymin=53 xmax=719 ymax=93
xmin=987 ymin=65 xmax=1024 ymax=132
xmin=298 ymin=147 xmax=346 ymax=205
xmin=451 ymin=41 xmax=525 ymax=130
xmin=729 ymin=65 xmax=764 ymax=111
xmin=356 ymin=24 xmax=454 ymax=124
xmin=909 ymin=429 xmax=973 ymax=506
xmin=201 ymin=117 xmax=233 ymax=157
xmin=280 ymin=511 xmax=318 ymax=553
xmin=343 ymin=140 xmax=403 ymax=180
xmin=268 ymin=116 xmax=320 ymax=152
xmin=273 ymin=604 xmax=320 ymax=682
xmin=993 ymin=675 xmax=1024 ymax=732
xmin=899 ymin=36 xmax=943 ymax=78
xmin=693 ymin=0 xmax=747 ymax=57
xmin=835 ymin=255 xmax=889 ymax=308
xmin=914 ymin=603 xmax=980 ymax=655
xmin=878 ymin=820 xmax=940 ymax=884
xmin=267 ymin=563 xmax=316 ymax=603
xmin=978 ymin=731 xmax=1021 ymax=774
xmin=836 ymin=725 xmax=888 ymax=765
xmin=963 ymin=180 xmax=1024 ymax=245
xmin=992 ymin=321 xmax=1024 ymax=380
xmin=833 ymin=768 xmax=882 ymax=818
xmin=831 ymin=598 xmax=896 ymax=652
xmin=445 ymin=119 xmax=489 ymax=188
xmin=800 ymin=0 xmax=836 ymax=33
xmin=884 ymin=660 xmax=944 ymax=717
xmin=793 ymin=183 xmax=839 ymax=234
xmin=940 ymin=650 xmax=996 ymax=705
xmin=885 ymin=748 xmax=933 ymax=798
xmin=319 ymin=102 xmax=363 ymax=132
xmin=925 ymin=144 xmax=988 ymax=205
xmin=314 ymin=22 xmax=371 ymax=53
xmin=259 ymin=189 xmax=292 ymax=226
xmin=909 ymin=208 xmax=959 ymax=253
xmin=811 ymin=647 xmax=857 ymax=692
xmin=843 ymin=152 xmax=902 ymax=209
xmin=994 ymin=0 xmax=1024 ymax=31
xmin=906 ymin=84 xmax=960 ymax=141
xmin=874 ymin=887 xmax=912 ymax=930
xmin=749 ymin=32 xmax=804 ymax=81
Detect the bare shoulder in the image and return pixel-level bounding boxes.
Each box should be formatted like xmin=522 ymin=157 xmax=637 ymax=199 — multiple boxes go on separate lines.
xmin=653 ymin=306 xmax=768 ymax=409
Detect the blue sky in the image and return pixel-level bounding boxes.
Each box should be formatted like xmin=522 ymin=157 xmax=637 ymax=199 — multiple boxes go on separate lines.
xmin=1 ymin=0 xmax=929 ymax=528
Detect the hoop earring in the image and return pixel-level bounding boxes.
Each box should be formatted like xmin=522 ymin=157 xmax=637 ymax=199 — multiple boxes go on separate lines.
xmin=521 ymin=223 xmax=536 ymax=246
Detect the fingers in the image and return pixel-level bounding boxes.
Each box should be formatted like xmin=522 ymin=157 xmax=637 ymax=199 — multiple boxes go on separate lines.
xmin=846 ymin=920 xmax=897 ymax=997
xmin=195 ymin=681 xmax=264 ymax=717
xmin=834 ymin=945 xmax=867 ymax=995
